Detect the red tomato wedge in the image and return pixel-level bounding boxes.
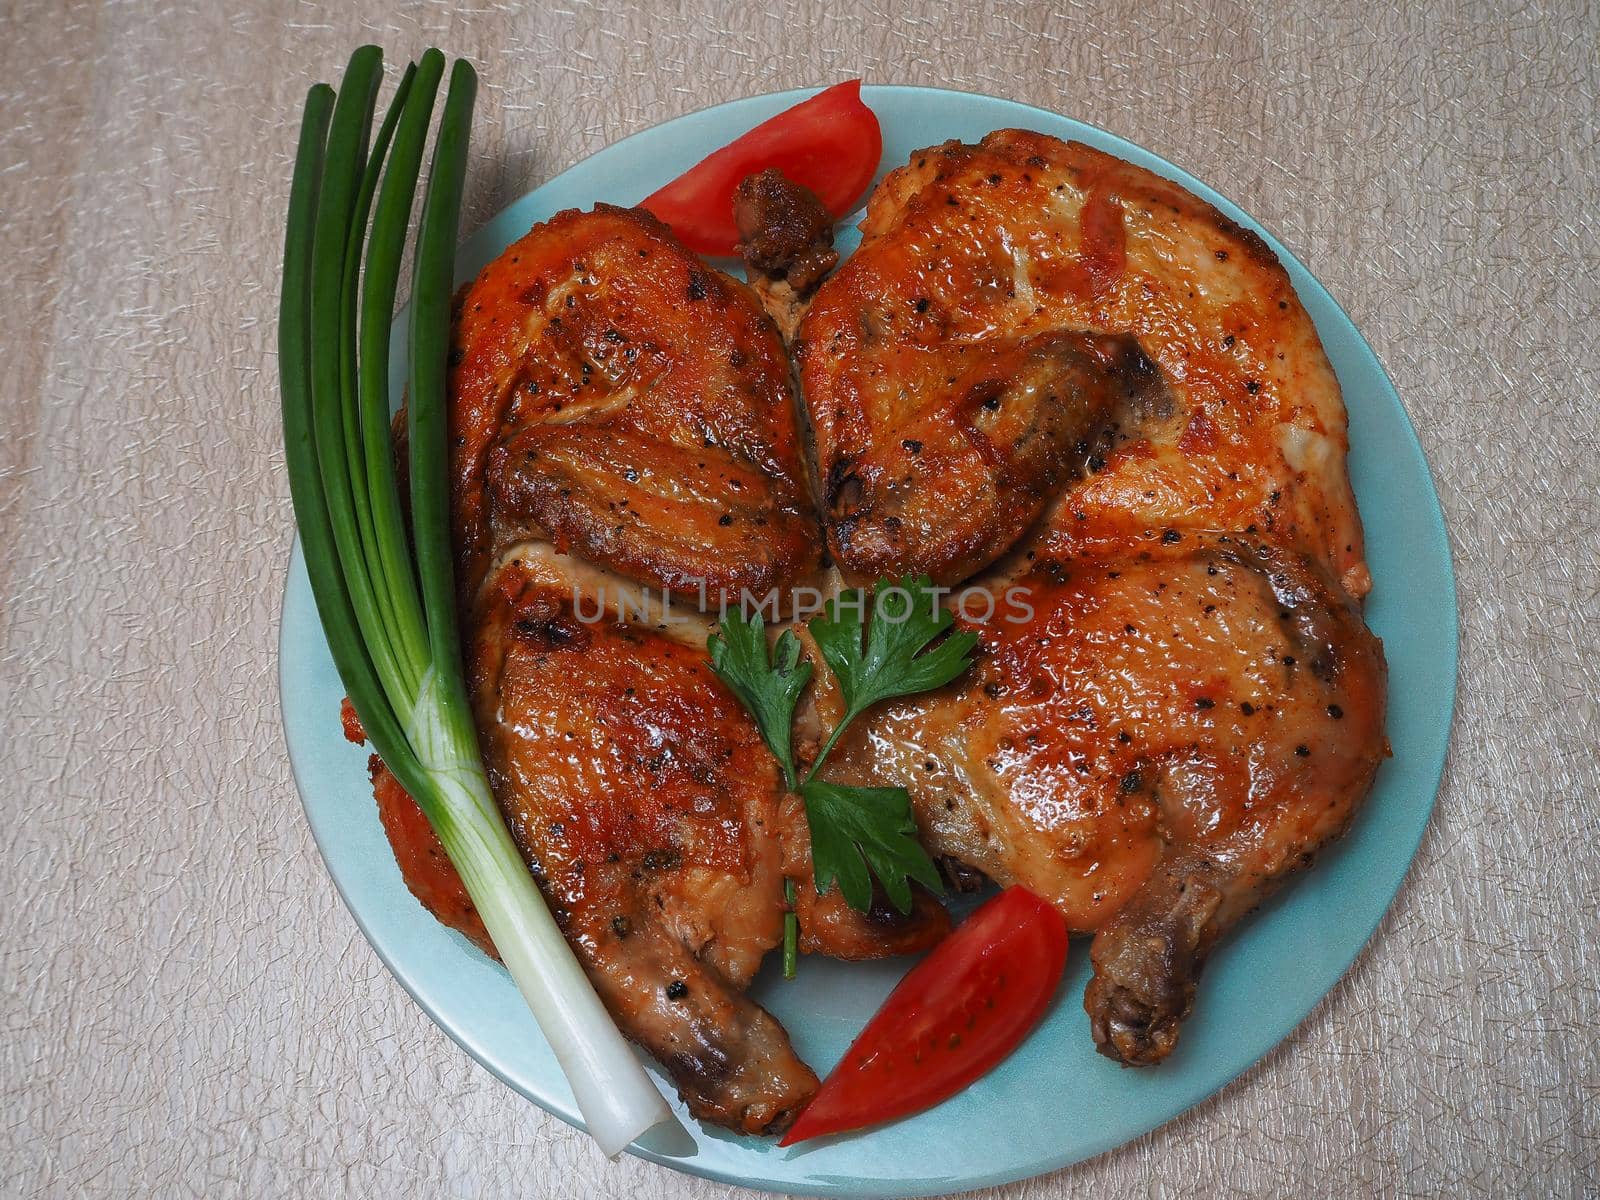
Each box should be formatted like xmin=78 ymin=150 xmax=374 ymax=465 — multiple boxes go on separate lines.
xmin=780 ymin=886 xmax=1068 ymax=1145
xmin=639 ymin=80 xmax=882 ymax=256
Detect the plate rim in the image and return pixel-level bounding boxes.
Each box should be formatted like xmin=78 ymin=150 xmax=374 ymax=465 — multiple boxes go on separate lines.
xmin=278 ymin=82 xmax=1459 ymax=1197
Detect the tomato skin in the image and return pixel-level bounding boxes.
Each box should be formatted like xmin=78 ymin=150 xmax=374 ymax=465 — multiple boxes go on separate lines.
xmin=779 ymin=886 xmax=1068 ymax=1145
xmin=640 ymin=80 xmax=882 ymax=256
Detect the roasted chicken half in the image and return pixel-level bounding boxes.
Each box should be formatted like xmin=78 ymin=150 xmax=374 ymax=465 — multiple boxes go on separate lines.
xmin=365 ymin=206 xmax=946 ymax=1135
xmin=750 ymin=132 xmax=1388 ymax=1065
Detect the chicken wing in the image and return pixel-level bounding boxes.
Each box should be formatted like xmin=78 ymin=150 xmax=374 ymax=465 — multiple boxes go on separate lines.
xmin=787 ymin=132 xmax=1388 ymax=1064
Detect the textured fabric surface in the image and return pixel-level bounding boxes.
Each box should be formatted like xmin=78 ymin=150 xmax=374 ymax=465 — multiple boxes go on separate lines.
xmin=3 ymin=0 xmax=1596 ymax=1195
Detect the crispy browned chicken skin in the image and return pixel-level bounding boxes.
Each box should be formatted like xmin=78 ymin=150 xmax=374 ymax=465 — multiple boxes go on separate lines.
xmin=449 ymin=204 xmax=820 ymax=604
xmin=366 ymin=207 xmax=945 ymax=1135
xmin=787 ymin=132 xmax=1388 ymax=1065
xmin=470 ymin=551 xmax=815 ymax=1132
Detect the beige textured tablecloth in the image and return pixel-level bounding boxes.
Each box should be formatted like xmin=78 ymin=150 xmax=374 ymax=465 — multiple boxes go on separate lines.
xmin=4 ymin=0 xmax=1597 ymax=1195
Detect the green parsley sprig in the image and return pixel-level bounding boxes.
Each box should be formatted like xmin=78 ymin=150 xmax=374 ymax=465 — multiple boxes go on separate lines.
xmin=708 ymin=577 xmax=978 ymax=919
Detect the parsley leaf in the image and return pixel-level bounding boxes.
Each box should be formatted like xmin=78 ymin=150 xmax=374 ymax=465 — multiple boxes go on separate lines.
xmin=808 ymin=575 xmax=979 ymax=772
xmin=799 ymin=780 xmax=944 ymax=914
xmin=707 ymin=577 xmax=977 ymax=915
xmin=707 ymin=607 xmax=811 ymax=789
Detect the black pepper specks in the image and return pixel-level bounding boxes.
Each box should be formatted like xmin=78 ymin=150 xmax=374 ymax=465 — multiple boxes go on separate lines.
xmin=666 ymin=980 xmax=688 ymax=1000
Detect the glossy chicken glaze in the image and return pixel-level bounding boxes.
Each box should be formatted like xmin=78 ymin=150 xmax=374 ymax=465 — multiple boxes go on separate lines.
xmin=447 ymin=204 xmax=818 ymax=602
xmin=822 ymin=535 xmax=1384 ymax=1061
xmin=370 ymin=210 xmax=945 ymax=1135
xmin=800 ymin=131 xmax=1370 ymax=599
xmin=795 ymin=132 xmax=1388 ymax=1064
xmin=471 ymin=552 xmax=816 ymax=1132
xmin=454 ymin=545 xmax=946 ymax=1132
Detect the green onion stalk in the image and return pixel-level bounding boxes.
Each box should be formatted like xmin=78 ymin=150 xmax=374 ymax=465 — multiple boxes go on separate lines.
xmin=278 ymin=46 xmax=671 ymax=1157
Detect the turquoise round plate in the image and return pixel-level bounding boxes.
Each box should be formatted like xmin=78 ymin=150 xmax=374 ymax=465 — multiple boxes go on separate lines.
xmin=279 ymin=86 xmax=1457 ymax=1197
